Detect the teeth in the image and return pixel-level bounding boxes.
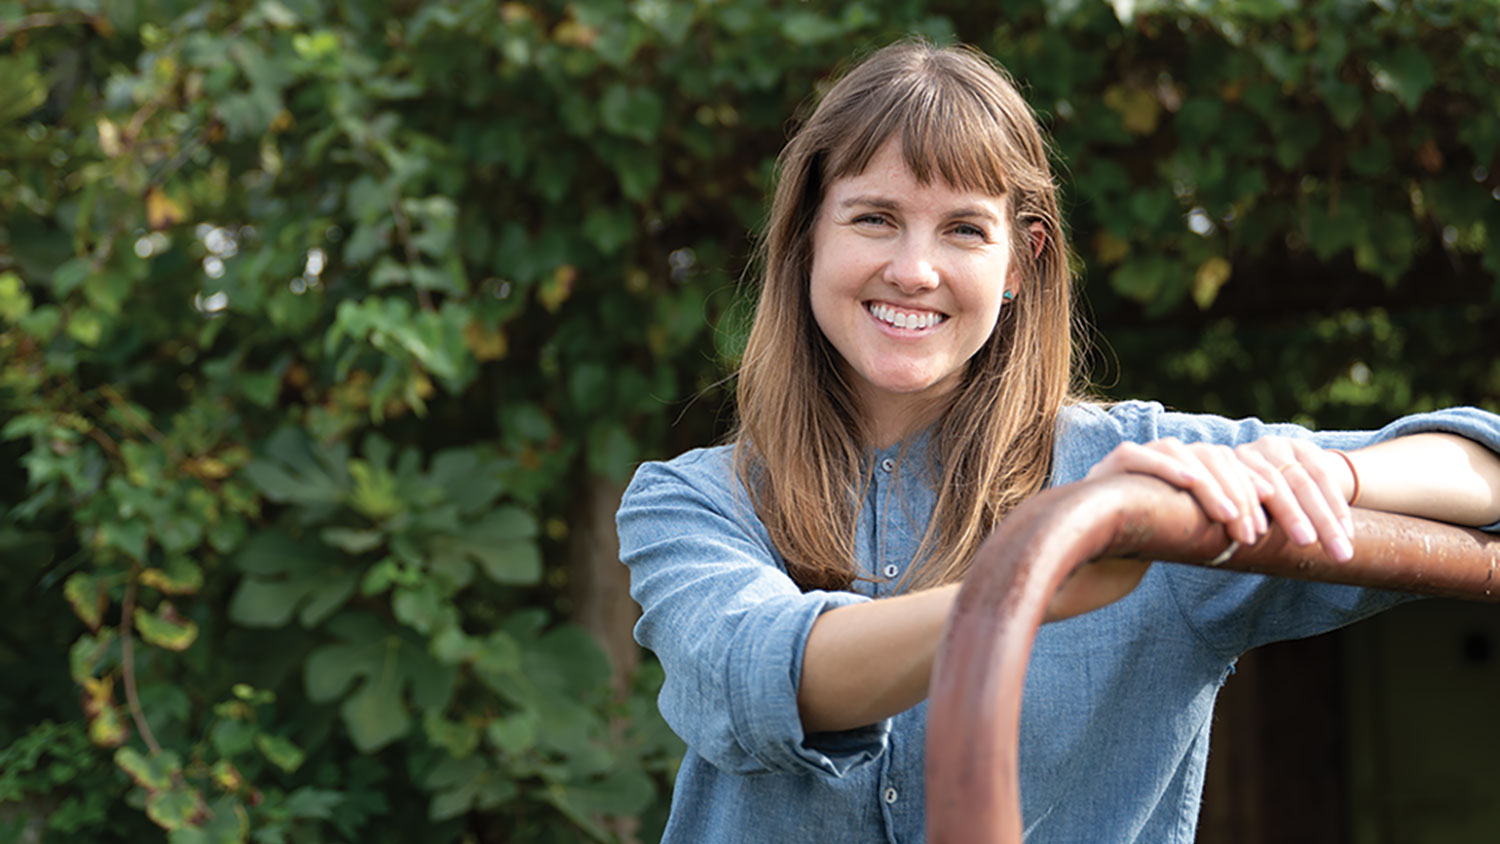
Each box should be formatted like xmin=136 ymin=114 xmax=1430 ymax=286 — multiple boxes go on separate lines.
xmin=870 ymin=303 xmax=943 ymax=330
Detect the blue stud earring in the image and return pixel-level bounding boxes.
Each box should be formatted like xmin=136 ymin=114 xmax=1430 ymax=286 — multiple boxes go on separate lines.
xmin=1002 ymin=290 xmax=1016 ymax=302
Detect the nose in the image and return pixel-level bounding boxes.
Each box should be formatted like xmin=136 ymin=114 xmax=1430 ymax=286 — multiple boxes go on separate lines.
xmin=883 ymin=234 xmax=940 ymax=293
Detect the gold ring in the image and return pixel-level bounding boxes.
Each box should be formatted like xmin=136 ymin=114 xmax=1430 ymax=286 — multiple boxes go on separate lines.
xmin=1275 ymin=462 xmax=1297 ymax=474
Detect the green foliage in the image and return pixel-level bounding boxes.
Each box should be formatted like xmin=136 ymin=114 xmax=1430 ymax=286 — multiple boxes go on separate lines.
xmin=3 ymin=0 xmax=1498 ymax=842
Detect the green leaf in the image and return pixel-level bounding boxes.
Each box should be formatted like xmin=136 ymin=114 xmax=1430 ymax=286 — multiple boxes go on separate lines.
xmin=599 ymin=84 xmax=663 ymax=142
xmin=581 ymin=204 xmax=635 ymax=255
xmin=210 ymin=719 xmax=258 ymax=758
xmin=436 ymin=507 xmax=541 ymax=585
xmin=230 ymin=531 xmax=355 ymax=628
xmin=547 ymin=771 xmax=652 ymax=823
xmin=425 ymin=756 xmax=518 ymax=821
xmin=587 ymin=423 xmax=637 ymax=483
xmin=255 ymin=733 xmax=305 ymax=773
xmin=283 ymin=787 xmax=342 ymax=820
xmin=340 ymin=676 xmax=411 ymax=753
xmin=167 ymin=796 xmax=247 ymax=844
xmin=0 ymin=52 xmax=48 ymax=123
xmin=243 ymin=429 xmax=346 ymax=505
xmin=423 ymin=710 xmax=481 ymax=758
xmin=487 ymin=710 xmax=537 ymax=755
xmin=304 ymin=643 xmax=369 ymax=703
xmin=780 ymin=11 xmax=844 ymax=45
xmin=97 ymin=519 xmax=149 ymax=561
xmin=1370 ymin=44 xmax=1435 ymax=112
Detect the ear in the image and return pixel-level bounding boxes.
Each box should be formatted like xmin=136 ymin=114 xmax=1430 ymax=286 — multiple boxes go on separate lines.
xmin=1026 ymin=220 xmax=1046 ymax=259
xmin=1005 ymin=221 xmax=1047 ymax=296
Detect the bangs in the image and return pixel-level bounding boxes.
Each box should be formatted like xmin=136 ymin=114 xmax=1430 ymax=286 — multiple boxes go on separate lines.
xmin=824 ymin=68 xmax=1015 ymax=198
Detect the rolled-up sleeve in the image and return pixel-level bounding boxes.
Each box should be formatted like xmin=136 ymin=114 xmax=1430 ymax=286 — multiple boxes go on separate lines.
xmin=617 ymin=452 xmax=885 ymax=777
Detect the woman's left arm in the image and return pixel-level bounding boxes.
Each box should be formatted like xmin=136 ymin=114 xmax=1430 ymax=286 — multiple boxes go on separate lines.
xmin=1333 ymin=432 xmax=1500 ymax=526
xmin=1088 ymin=428 xmax=1500 ymax=564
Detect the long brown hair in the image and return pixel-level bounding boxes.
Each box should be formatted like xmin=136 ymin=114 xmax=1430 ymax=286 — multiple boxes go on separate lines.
xmin=734 ymin=39 xmax=1084 ymax=592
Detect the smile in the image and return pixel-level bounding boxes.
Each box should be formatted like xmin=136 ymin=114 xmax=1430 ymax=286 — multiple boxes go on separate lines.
xmin=867 ymin=302 xmax=947 ymax=331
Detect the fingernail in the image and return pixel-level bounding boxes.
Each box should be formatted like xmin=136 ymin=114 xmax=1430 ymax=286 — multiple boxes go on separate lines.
xmin=1291 ymin=523 xmax=1316 ymax=545
xmin=1331 ymin=535 xmax=1353 ymax=562
xmin=1219 ymin=498 xmax=1239 ymax=520
xmin=1180 ymin=468 xmax=1200 ymax=484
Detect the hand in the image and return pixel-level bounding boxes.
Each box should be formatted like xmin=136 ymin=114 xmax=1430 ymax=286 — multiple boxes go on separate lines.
xmin=1232 ymin=437 xmax=1355 ymax=561
xmin=1086 ymin=436 xmax=1356 ymax=561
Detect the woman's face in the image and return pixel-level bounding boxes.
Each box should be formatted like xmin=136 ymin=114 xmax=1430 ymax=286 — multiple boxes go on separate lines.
xmin=809 ymin=137 xmax=1017 ymax=445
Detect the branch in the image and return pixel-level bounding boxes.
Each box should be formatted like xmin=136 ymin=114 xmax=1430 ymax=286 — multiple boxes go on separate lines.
xmin=120 ymin=573 xmax=164 ymax=756
xmin=390 ymin=197 xmax=435 ymax=312
xmin=0 ymin=12 xmax=95 ymax=39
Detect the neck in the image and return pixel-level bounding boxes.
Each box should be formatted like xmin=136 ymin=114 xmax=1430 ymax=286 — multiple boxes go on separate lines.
xmin=865 ymin=393 xmax=947 ymax=449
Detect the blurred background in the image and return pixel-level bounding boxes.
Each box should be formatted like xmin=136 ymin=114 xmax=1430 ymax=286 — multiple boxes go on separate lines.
xmin=2 ymin=0 xmax=1498 ymax=841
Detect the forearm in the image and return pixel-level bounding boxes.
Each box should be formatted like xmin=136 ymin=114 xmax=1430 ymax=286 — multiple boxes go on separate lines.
xmin=796 ymin=557 xmax=1149 ymax=733
xmin=797 ymin=583 xmax=958 ymax=733
xmin=1345 ymin=432 xmax=1500 ymax=526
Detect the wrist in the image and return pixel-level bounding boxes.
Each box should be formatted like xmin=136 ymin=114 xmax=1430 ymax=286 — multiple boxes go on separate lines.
xmin=1328 ymin=449 xmax=1361 ymax=505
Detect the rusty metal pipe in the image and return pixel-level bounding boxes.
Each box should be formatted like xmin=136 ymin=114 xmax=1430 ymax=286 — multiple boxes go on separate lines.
xmin=925 ymin=474 xmax=1500 ymax=844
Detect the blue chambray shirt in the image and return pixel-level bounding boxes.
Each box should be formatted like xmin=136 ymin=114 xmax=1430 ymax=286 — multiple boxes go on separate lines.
xmin=616 ymin=401 xmax=1500 ymax=844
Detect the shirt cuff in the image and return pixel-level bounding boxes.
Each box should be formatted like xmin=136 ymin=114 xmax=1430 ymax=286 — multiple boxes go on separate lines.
xmin=728 ymin=589 xmax=890 ymax=776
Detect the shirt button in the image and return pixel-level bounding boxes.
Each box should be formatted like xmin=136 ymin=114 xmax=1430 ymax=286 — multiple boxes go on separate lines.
xmin=884 ymin=786 xmax=899 ymax=804
xmin=883 ymin=564 xmax=900 ymax=579
xmin=880 ymin=458 xmax=895 ymax=473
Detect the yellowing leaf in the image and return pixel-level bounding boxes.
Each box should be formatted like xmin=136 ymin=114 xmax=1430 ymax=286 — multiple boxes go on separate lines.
xmin=134 ymin=603 xmax=200 ymax=651
xmin=145 ymin=186 xmax=185 ymax=230
xmin=84 ymin=678 xmax=128 ymax=747
xmin=463 ymin=320 xmax=508 ymax=361
xmin=1102 ymin=84 xmax=1161 ymax=135
xmin=1192 ymin=257 xmax=1233 ymax=310
xmin=64 ymin=572 xmax=106 ymax=630
xmin=1093 ymin=231 xmax=1131 ymax=266
xmin=537 ymin=265 xmax=576 ymax=313
xmin=140 ymin=557 xmax=204 ymax=596
xmin=97 ymin=117 xmax=123 ymax=156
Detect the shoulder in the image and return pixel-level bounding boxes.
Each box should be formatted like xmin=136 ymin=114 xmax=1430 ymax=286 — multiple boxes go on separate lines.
xmin=619 ymin=444 xmax=759 ymax=536
xmin=1051 ymin=400 xmax=1314 ymax=484
xmin=1051 ymin=400 xmax=1165 ymax=485
xmin=625 ymin=444 xmax=738 ymax=500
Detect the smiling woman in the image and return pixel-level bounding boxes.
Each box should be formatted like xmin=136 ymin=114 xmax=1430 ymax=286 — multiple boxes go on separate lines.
xmin=615 ymin=38 xmax=1500 ymax=844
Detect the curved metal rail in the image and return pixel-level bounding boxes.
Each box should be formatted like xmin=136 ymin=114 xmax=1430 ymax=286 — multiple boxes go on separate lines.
xmin=925 ymin=474 xmax=1500 ymax=844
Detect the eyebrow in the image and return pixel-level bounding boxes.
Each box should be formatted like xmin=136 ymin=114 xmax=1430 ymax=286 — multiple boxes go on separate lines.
xmin=837 ymin=196 xmax=1002 ymax=224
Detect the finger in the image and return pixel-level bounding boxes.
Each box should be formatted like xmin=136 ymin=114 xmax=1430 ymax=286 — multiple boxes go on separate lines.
xmin=1196 ymin=444 xmax=1261 ymax=544
xmin=1088 ymin=440 xmax=1201 ymax=486
xmin=1239 ymin=448 xmax=1318 ymax=547
xmin=1151 ymin=439 xmax=1242 ymax=531
xmin=1297 ymin=442 xmax=1355 ymax=537
xmin=1278 ymin=459 xmax=1353 ymax=561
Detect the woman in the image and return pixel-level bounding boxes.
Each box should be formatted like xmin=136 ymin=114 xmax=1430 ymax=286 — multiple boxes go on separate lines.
xmin=616 ymin=40 xmax=1500 ymax=843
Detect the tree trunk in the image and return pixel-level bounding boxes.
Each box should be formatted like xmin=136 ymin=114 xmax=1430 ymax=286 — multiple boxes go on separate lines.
xmin=566 ymin=474 xmax=639 ymax=696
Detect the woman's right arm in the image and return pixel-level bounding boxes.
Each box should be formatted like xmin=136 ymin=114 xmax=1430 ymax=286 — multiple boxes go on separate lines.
xmin=617 ymin=454 xmax=883 ymax=776
xmin=797 ymin=557 xmax=1149 ymax=733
